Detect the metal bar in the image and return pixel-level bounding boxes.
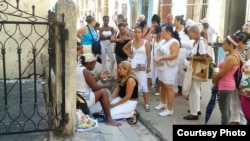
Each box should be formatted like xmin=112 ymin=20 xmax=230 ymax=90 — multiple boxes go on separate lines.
xmin=17 ymin=47 xmax=22 ymax=105
xmin=33 ymin=45 xmax=37 ymax=103
xmin=0 ymin=21 xmax=50 ymax=25
xmin=48 ymin=11 xmax=53 ymax=103
xmin=60 ymin=14 xmax=66 ymax=124
xmin=1 ymin=47 xmax=7 ymax=105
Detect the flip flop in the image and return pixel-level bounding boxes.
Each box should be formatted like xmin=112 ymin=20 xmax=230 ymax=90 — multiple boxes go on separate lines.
xmin=127 ymin=111 xmax=138 ymax=125
xmin=145 ymin=104 xmax=150 ymax=112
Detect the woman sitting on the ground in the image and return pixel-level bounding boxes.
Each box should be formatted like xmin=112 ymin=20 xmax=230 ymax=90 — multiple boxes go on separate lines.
xmin=109 ymin=61 xmax=139 ymax=124
xmin=76 ymin=53 xmax=121 ymax=126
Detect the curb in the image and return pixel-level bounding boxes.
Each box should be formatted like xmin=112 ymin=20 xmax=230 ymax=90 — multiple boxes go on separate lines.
xmin=135 ymin=110 xmax=168 ymax=141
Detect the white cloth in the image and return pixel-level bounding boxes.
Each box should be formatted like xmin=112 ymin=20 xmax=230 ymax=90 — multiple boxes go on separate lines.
xmin=130 ymin=39 xmax=149 ymax=92
xmin=76 ymin=66 xmax=96 ymax=107
xmin=76 ymin=66 xmax=90 ymax=93
xmin=110 ymin=97 xmax=137 ymax=120
xmin=191 ymin=37 xmax=207 ymax=56
xmin=82 ymin=45 xmax=92 ymax=54
xmin=156 ymin=38 xmax=179 ymax=84
xmin=229 ymin=90 xmax=247 ymax=124
xmin=178 ymin=28 xmax=194 ymax=51
xmin=175 ymin=48 xmax=189 ymax=86
xmin=100 ymin=39 xmax=115 ymax=73
xmin=188 ymin=37 xmax=207 ymax=115
xmin=206 ymin=26 xmax=218 ymax=44
xmin=175 ymin=28 xmax=194 ymax=86
xmin=78 ymin=91 xmax=95 ymax=107
xmin=147 ymin=36 xmax=163 ymax=79
xmin=189 ymin=80 xmax=201 ymax=116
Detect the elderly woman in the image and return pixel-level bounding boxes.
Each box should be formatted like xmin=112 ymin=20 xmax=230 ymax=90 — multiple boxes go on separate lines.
xmin=174 ymin=16 xmax=194 ymax=97
xmin=77 ymin=15 xmax=98 ymax=54
xmin=109 ymin=61 xmax=139 ymax=124
xmin=154 ymin=26 xmax=180 ymax=116
xmin=76 ymin=53 xmax=121 ymax=126
xmin=184 ymin=24 xmax=207 ymax=120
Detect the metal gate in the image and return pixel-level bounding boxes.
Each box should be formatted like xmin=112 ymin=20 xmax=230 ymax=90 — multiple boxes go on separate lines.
xmin=0 ymin=1 xmax=66 ymax=135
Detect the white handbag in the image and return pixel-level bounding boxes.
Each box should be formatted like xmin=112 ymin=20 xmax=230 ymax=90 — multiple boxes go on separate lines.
xmin=182 ymin=61 xmax=193 ymax=96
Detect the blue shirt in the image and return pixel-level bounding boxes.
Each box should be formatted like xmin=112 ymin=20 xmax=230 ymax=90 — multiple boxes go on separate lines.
xmin=81 ymin=27 xmax=99 ymax=45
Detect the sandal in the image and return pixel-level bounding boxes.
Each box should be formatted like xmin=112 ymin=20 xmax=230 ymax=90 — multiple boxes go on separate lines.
xmin=127 ymin=111 xmax=138 ymax=125
xmin=145 ymin=104 xmax=150 ymax=112
xmin=183 ymin=115 xmax=198 ymax=120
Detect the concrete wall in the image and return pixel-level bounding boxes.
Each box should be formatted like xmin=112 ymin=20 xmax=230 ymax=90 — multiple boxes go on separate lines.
xmin=54 ymin=0 xmax=77 ymax=136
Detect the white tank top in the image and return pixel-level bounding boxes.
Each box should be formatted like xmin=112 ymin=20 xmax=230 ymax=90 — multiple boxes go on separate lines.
xmin=76 ymin=66 xmax=90 ymax=93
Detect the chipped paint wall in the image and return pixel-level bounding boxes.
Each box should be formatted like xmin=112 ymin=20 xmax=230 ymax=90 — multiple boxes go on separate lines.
xmin=0 ymin=0 xmax=50 ymax=79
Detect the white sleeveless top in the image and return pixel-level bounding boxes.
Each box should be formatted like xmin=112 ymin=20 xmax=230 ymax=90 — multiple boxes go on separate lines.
xmin=156 ymin=38 xmax=180 ymax=69
xmin=76 ymin=66 xmax=90 ymax=93
xmin=102 ymin=31 xmax=112 ymax=37
xmin=130 ymin=39 xmax=147 ymax=69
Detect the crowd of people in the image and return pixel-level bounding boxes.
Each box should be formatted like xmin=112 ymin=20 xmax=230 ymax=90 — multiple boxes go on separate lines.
xmin=76 ymin=12 xmax=250 ymax=126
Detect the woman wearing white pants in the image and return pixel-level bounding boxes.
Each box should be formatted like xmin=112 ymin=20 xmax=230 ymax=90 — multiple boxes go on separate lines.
xmin=184 ymin=24 xmax=207 ymax=120
xmin=109 ymin=61 xmax=139 ymax=124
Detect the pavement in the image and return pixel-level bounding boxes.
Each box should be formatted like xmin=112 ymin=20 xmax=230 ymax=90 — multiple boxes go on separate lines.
xmin=65 ymin=62 xmax=221 ymax=141
xmin=0 ymin=62 xmax=221 ymax=141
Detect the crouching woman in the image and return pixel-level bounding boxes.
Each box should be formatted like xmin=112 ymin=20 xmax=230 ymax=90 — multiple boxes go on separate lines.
xmin=76 ymin=53 xmax=121 ymax=126
xmin=109 ymin=61 xmax=139 ymax=124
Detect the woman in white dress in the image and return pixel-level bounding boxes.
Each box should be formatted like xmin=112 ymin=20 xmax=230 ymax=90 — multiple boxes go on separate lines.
xmin=123 ymin=26 xmax=151 ymax=112
xmin=154 ymin=26 xmax=181 ymax=116
xmin=148 ymin=25 xmax=163 ymax=95
xmin=173 ymin=16 xmax=194 ymax=97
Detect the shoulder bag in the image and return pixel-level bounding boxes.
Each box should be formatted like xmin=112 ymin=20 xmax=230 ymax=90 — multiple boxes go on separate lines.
xmin=87 ymin=25 xmax=101 ymax=54
xmin=192 ymin=39 xmax=212 ymax=82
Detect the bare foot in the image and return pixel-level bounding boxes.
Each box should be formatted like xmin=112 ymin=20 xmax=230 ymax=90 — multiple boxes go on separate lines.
xmin=105 ymin=119 xmax=122 ymax=126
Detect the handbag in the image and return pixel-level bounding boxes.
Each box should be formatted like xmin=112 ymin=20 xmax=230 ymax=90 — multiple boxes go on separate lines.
xmin=76 ymin=93 xmax=90 ymax=115
xmin=192 ymin=39 xmax=212 ymax=82
xmin=129 ymin=40 xmax=146 ymax=71
xmin=182 ymin=61 xmax=193 ymax=96
xmin=166 ymin=47 xmax=186 ymax=67
xmin=87 ymin=25 xmax=101 ymax=54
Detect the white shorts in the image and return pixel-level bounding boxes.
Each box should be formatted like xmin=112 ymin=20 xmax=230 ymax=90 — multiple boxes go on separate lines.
xmin=83 ymin=45 xmax=92 ymax=54
xmin=78 ymin=90 xmax=95 ymax=107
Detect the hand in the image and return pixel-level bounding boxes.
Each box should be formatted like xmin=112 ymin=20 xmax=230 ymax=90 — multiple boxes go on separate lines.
xmin=146 ymin=67 xmax=151 ymax=73
xmin=109 ymin=97 xmax=113 ymax=102
xmin=187 ymin=56 xmax=192 ymax=61
xmin=99 ymin=71 xmax=110 ymax=79
xmin=105 ymin=83 xmax=112 ymax=89
xmin=117 ymin=38 xmax=125 ymax=43
xmin=110 ymin=103 xmax=116 ymax=108
xmin=155 ymin=57 xmax=161 ymax=63
xmin=128 ymin=53 xmax=134 ymax=59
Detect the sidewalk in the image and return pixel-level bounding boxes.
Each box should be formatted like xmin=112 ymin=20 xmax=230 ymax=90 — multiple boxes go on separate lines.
xmin=66 ymin=79 xmax=219 ymax=141
xmin=0 ymin=63 xmax=221 ymax=141
xmin=135 ymin=80 xmax=221 ymax=141
xmin=66 ymin=102 xmax=142 ymax=141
